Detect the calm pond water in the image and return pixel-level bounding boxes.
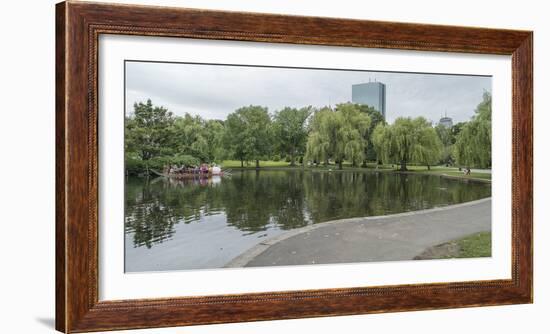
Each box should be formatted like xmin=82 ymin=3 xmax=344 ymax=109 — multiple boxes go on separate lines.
xmin=125 ymin=170 xmax=491 ymax=272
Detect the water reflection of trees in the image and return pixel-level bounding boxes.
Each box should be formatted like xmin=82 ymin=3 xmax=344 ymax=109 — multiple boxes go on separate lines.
xmin=125 ymin=177 xmax=225 ymax=248
xmin=125 ymin=171 xmax=491 ymax=248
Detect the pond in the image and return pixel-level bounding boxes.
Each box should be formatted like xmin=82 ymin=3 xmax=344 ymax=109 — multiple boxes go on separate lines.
xmin=125 ymin=170 xmax=491 ymax=272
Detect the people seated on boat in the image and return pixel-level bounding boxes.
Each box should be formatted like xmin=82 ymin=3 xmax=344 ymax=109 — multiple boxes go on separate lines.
xmin=211 ymin=165 xmax=222 ymax=175
xmin=200 ymin=164 xmax=209 ymax=174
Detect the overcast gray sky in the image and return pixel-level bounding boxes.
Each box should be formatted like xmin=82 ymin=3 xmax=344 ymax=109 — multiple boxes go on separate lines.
xmin=125 ymin=61 xmax=491 ymax=124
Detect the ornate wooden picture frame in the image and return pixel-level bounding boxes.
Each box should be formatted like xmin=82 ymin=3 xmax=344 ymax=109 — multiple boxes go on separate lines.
xmin=56 ymin=1 xmax=532 ymax=332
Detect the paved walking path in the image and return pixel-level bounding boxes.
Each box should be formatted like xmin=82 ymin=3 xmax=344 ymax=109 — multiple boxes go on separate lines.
xmin=225 ymin=198 xmax=491 ymax=268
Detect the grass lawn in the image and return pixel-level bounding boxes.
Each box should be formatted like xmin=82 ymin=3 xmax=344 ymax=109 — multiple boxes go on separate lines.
xmin=435 ymin=171 xmax=492 ymax=180
xmin=221 ymin=160 xmax=394 ymax=171
xmin=404 ymin=166 xmax=492 ymax=180
xmin=221 ymin=160 xmax=291 ymax=168
xmin=456 ymin=231 xmax=492 ymax=258
xmin=414 ymin=232 xmax=492 ymax=260
xmin=220 ymin=160 xmax=491 ymax=181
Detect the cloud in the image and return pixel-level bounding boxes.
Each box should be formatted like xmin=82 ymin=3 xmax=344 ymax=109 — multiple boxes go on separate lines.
xmin=125 ymin=61 xmax=491 ymax=124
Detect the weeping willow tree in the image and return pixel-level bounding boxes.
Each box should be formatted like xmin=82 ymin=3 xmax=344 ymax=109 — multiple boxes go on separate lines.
xmin=411 ymin=124 xmax=443 ymax=170
xmin=305 ymin=103 xmax=371 ymax=169
xmin=336 ymin=103 xmax=372 ymax=167
xmin=372 ymin=124 xmax=392 ymax=165
xmin=453 ymin=92 xmax=492 ymax=168
xmin=371 ymin=117 xmax=443 ymax=171
xmin=305 ymin=107 xmax=334 ymax=166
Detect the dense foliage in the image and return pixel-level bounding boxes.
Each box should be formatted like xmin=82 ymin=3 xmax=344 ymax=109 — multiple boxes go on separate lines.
xmin=305 ymin=103 xmax=371 ymax=169
xmin=372 ymin=117 xmax=442 ymax=171
xmin=223 ymin=106 xmax=272 ymax=168
xmin=125 ymin=92 xmax=492 ymax=175
xmin=272 ymin=107 xmax=312 ymax=166
xmin=453 ymin=91 xmax=492 ymax=168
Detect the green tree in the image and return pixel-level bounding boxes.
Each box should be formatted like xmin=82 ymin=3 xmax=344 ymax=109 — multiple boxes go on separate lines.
xmin=453 ymin=92 xmax=492 ymax=168
xmin=125 ymin=100 xmax=226 ymax=175
xmin=224 ymin=106 xmax=272 ymax=168
xmin=272 ymin=106 xmax=312 ymax=166
xmin=372 ymin=123 xmax=392 ymax=166
xmin=125 ymin=99 xmax=175 ymax=173
xmin=172 ymin=114 xmax=208 ymax=162
xmin=335 ymin=103 xmax=371 ymax=168
xmin=450 ymin=122 xmax=467 ymax=144
xmin=372 ymin=117 xmax=442 ymax=171
xmin=305 ymin=107 xmax=334 ymax=166
xmin=305 ymin=104 xmax=371 ymax=169
xmin=412 ymin=123 xmax=443 ymax=170
xmin=357 ymin=104 xmax=386 ymax=163
xmin=224 ymin=112 xmax=249 ymax=167
xmin=203 ymin=119 xmax=225 ymax=163
xmin=435 ymin=124 xmax=454 ymax=165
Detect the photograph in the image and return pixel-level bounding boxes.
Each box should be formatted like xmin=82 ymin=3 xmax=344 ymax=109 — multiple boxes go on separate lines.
xmin=124 ymin=61 xmax=492 ymax=272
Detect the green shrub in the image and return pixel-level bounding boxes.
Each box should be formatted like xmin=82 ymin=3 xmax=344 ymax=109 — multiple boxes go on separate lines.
xmin=125 ymin=155 xmax=146 ymax=176
xmin=125 ymin=154 xmax=201 ymax=175
xmin=169 ymin=154 xmax=201 ymax=167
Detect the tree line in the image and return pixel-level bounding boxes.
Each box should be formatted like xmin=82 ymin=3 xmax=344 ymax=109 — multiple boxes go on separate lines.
xmin=125 ymin=92 xmax=491 ymax=175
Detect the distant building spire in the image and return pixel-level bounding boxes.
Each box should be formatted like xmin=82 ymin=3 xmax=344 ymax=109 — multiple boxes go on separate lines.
xmin=438 ymin=112 xmax=453 ymax=128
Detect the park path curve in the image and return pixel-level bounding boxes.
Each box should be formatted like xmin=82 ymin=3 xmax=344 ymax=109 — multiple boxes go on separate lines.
xmin=225 ymin=198 xmax=491 ymax=268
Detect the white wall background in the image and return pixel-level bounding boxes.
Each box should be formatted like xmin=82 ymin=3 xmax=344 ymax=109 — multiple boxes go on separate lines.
xmin=0 ymin=0 xmax=546 ymax=333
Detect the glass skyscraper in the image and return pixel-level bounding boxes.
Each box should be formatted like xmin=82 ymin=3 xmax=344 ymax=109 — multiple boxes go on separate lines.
xmin=351 ymin=82 xmax=386 ymax=120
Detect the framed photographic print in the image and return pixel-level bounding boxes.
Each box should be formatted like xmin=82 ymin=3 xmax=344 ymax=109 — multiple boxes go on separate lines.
xmin=56 ymin=1 xmax=532 ymax=332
